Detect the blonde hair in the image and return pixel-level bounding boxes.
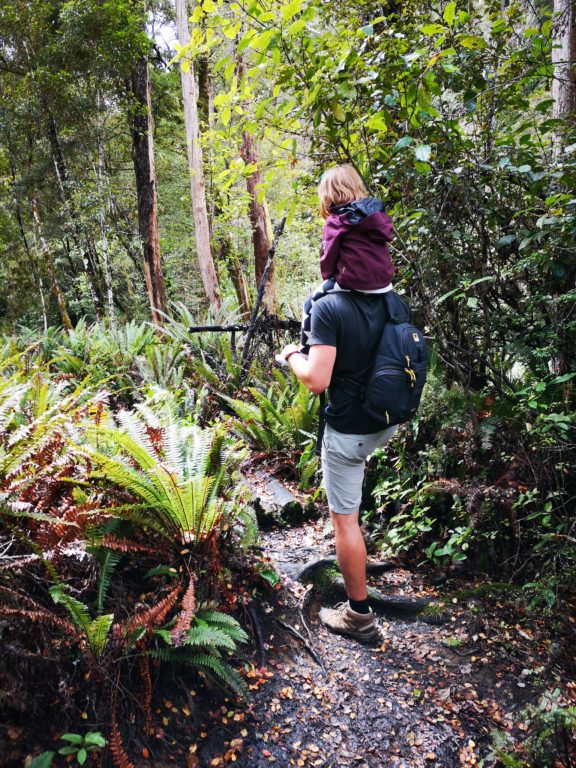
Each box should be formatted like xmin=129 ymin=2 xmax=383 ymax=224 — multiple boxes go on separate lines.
xmin=318 ymin=164 xmax=368 ymax=219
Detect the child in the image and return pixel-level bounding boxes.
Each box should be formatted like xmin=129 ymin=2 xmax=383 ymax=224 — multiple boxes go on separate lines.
xmin=299 ymin=164 xmax=395 ymax=356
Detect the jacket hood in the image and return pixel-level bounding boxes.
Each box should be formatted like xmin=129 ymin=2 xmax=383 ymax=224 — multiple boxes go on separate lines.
xmin=331 ymin=196 xmax=385 ymax=225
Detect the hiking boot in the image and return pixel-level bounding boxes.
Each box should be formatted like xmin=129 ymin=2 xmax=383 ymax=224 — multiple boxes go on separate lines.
xmin=318 ymin=601 xmax=380 ymax=644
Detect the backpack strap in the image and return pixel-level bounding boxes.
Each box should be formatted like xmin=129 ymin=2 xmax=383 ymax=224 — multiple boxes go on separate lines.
xmin=315 ymin=390 xmax=327 ymax=456
xmin=383 ymin=291 xmax=412 ymax=324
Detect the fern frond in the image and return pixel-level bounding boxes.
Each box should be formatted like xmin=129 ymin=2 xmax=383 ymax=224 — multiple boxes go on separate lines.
xmin=120 ymin=584 xmax=180 ymax=639
xmin=0 ymin=607 xmax=74 ymax=632
xmin=101 ymin=536 xmax=157 ymax=554
xmin=96 ymin=550 xmax=121 ymax=613
xmin=109 ymin=710 xmax=134 ymax=768
xmin=144 ymin=565 xmax=178 ymax=580
xmin=49 ymin=585 xmax=92 ymax=633
xmin=171 ymin=575 xmax=196 ymax=646
xmin=190 ymin=654 xmax=249 ymax=699
xmin=183 ymin=625 xmax=237 ymax=651
xmin=89 ymin=613 xmax=114 ymax=658
xmin=195 ymin=611 xmax=249 ymax=644
xmin=139 ymin=655 xmax=153 ymax=733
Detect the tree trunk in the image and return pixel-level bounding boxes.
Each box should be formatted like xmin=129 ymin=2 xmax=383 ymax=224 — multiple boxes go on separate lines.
xmin=552 ymin=0 xmax=576 ymax=122
xmin=31 ymin=195 xmax=72 ymax=330
xmin=218 ymin=237 xmax=251 ymax=320
xmin=175 ymin=0 xmax=221 ymax=312
xmin=46 ymin=112 xmax=104 ymax=315
xmin=94 ymin=90 xmax=116 ymax=332
xmin=240 ymin=129 xmax=276 ymax=312
xmin=7 ymin=142 xmax=48 ymax=331
xmin=128 ymin=57 xmax=167 ymax=325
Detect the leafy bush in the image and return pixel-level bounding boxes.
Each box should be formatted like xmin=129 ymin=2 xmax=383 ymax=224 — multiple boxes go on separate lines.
xmin=489 ymin=688 xmax=576 ymax=768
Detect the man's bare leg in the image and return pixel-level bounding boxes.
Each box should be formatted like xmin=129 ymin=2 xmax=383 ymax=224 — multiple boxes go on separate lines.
xmin=330 ymin=509 xmax=367 ymax=601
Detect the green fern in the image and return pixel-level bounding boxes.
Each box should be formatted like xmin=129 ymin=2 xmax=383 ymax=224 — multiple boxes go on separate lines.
xmin=190 ymin=654 xmax=248 ymax=698
xmin=84 ymin=410 xmax=246 ymax=546
xmin=96 ymin=550 xmax=122 ymax=614
xmin=183 ymin=625 xmax=238 ymax=651
xmin=220 ymin=378 xmax=319 ymax=477
xmin=195 ymin=611 xmax=250 ymax=643
xmin=144 ymin=565 xmax=179 ymax=580
xmin=149 ymin=609 xmax=249 ymax=697
xmin=49 ymin=585 xmax=113 ymax=659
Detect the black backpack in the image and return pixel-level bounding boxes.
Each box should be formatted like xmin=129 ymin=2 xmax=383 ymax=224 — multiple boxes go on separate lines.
xmin=360 ymin=292 xmax=428 ymax=427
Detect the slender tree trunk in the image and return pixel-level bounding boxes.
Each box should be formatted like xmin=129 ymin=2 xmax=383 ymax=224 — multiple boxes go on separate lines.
xmin=6 ymin=142 xmax=48 ymax=331
xmin=46 ymin=112 xmax=104 ymax=315
xmin=240 ymin=129 xmax=276 ymax=312
xmin=175 ymin=0 xmax=221 ymax=312
xmin=552 ymin=0 xmax=576 ymax=123
xmin=128 ymin=57 xmax=167 ymax=325
xmin=108 ymin=194 xmax=146 ymax=281
xmin=94 ymin=90 xmax=116 ymax=332
xmin=197 ymin=56 xmax=213 ymax=132
xmin=197 ymin=47 xmax=251 ymax=315
xmin=197 ymin=53 xmax=215 ymax=229
xmin=218 ymin=237 xmax=251 ymax=320
xmin=31 ymin=195 xmax=72 ymax=330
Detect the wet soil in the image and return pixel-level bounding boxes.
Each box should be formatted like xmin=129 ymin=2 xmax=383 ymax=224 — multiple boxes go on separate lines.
xmin=183 ymin=517 xmax=575 ymax=768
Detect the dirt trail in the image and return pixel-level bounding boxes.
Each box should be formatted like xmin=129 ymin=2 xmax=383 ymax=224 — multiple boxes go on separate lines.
xmin=193 ymin=519 xmax=547 ymax=768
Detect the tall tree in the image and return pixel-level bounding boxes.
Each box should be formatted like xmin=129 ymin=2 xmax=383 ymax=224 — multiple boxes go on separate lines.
xmin=31 ymin=194 xmax=72 ymax=331
xmin=552 ymin=0 xmax=576 ymax=123
xmin=127 ymin=56 xmax=167 ymax=325
xmin=175 ymin=0 xmax=221 ymax=312
xmin=240 ymin=129 xmax=276 ymax=313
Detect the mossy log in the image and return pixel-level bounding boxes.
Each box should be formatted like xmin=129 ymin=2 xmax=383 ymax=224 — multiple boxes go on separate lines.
xmin=296 ymin=557 xmax=395 ymax=584
xmin=296 ymin=561 xmax=431 ymax=619
xmin=243 ymin=470 xmax=320 ymax=529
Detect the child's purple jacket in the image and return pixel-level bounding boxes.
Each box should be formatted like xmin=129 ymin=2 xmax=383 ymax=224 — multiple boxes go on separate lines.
xmin=321 ymin=197 xmax=395 ymax=290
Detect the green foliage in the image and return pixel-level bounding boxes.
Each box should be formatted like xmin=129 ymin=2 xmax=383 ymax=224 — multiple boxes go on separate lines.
xmin=151 ymin=608 xmax=249 ymax=698
xmin=489 ymin=689 xmax=576 ymax=768
xmin=84 ymin=406 xmax=247 ymax=546
xmin=222 ymin=370 xmax=319 ymax=452
xmin=57 ymin=731 xmax=107 ymax=766
xmin=49 ymin=585 xmax=113 ymax=659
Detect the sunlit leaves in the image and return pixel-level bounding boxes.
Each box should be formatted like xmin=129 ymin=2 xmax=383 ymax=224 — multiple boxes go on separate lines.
xmin=420 ymin=24 xmax=445 ymax=35
xmin=457 ymin=34 xmax=488 ymax=50
xmin=443 ymin=2 xmax=457 ymax=27
xmin=414 ymin=144 xmax=432 ymax=162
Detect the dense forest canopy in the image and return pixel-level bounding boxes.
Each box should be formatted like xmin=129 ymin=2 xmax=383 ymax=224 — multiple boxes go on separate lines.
xmin=0 ymin=1 xmax=575 ymax=766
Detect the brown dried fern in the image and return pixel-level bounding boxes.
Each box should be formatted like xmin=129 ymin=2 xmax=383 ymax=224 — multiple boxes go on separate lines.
xmin=115 ymin=584 xmax=181 ymax=639
xmin=138 ymin=653 xmax=153 ymax=734
xmin=0 ymin=607 xmax=75 ymax=632
xmin=171 ymin=575 xmax=196 ymax=646
xmin=101 ymin=536 xmax=158 ymax=554
xmin=110 ymin=709 xmax=134 ymax=768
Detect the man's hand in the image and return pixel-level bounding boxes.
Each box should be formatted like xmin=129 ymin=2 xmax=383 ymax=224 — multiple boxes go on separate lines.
xmin=278 ymin=343 xmax=336 ymax=395
xmin=278 ymin=343 xmax=300 ymax=362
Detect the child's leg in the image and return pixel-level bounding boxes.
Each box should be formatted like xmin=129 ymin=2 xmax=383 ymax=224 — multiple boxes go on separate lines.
xmin=300 ymin=278 xmax=337 ymax=355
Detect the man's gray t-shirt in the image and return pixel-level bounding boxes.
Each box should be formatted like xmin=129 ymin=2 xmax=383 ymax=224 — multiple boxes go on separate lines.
xmin=307 ymin=292 xmax=390 ymax=434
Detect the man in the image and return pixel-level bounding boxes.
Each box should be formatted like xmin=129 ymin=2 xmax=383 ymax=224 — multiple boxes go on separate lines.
xmin=279 ymin=290 xmax=397 ymax=644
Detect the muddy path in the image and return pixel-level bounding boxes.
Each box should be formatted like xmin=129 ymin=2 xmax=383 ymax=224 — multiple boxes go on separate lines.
xmin=188 ymin=516 xmax=571 ymax=768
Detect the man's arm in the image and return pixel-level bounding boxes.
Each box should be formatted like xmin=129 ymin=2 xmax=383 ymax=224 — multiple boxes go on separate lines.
xmin=279 ymin=343 xmax=336 ymax=395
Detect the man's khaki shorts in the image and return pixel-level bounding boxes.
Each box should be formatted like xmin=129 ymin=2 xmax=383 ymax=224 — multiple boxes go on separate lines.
xmin=321 ymin=422 xmax=398 ymax=514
